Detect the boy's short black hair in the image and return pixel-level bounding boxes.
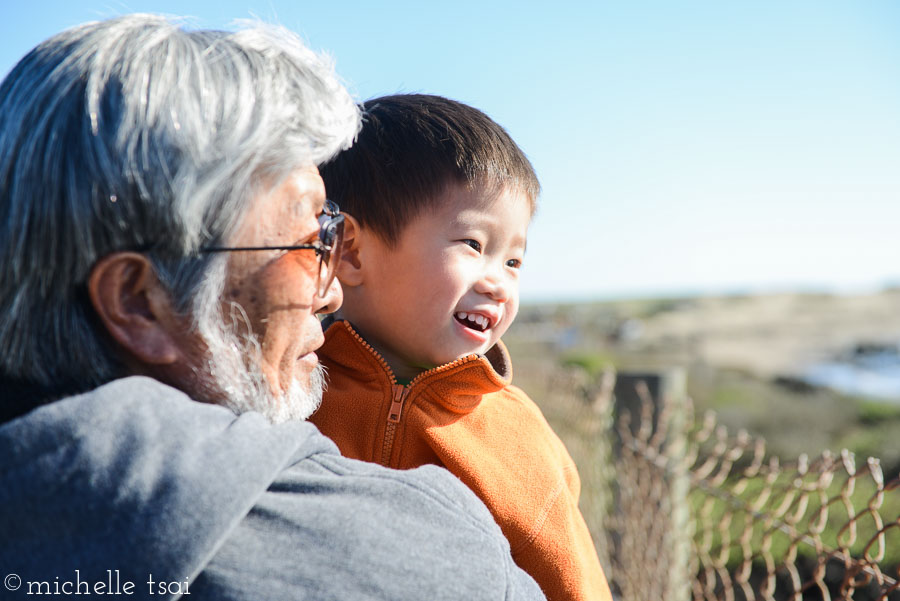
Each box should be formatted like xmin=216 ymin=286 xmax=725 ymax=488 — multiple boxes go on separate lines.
xmin=319 ymin=94 xmax=540 ymax=246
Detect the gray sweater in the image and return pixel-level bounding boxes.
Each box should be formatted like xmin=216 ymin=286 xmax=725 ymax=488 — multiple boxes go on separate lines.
xmin=0 ymin=376 xmax=545 ymax=600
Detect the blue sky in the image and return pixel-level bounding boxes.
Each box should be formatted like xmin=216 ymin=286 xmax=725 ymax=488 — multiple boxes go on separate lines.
xmin=4 ymin=1 xmax=900 ymax=302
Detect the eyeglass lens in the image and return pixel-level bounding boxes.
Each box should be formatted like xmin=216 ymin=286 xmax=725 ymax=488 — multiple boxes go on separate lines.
xmin=315 ymin=214 xmax=344 ymax=297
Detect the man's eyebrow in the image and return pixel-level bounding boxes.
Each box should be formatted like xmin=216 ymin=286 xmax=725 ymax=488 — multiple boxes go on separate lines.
xmin=288 ymin=196 xmax=324 ymax=218
xmin=294 ymin=223 xmax=321 ymax=243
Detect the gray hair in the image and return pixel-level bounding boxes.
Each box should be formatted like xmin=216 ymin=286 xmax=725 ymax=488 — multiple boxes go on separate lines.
xmin=0 ymin=14 xmax=360 ymax=393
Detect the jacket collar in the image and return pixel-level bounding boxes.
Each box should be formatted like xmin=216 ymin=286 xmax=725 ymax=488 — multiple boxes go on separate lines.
xmin=319 ymin=319 xmax=513 ymax=411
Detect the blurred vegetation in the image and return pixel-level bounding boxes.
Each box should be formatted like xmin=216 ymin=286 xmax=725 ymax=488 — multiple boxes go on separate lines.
xmin=559 ymin=351 xmax=617 ymax=376
xmin=857 ymin=400 xmax=900 ymax=424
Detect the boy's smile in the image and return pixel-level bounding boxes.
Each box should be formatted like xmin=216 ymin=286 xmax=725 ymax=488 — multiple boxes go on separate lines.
xmin=336 ymin=183 xmax=531 ymax=382
xmin=454 ymin=310 xmax=497 ymax=333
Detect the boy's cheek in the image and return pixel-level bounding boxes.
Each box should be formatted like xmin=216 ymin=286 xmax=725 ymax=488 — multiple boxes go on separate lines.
xmin=493 ymin=312 xmax=516 ymax=342
xmin=499 ymin=300 xmax=520 ymax=338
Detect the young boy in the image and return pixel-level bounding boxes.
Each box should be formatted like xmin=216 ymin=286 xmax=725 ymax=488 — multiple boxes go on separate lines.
xmin=310 ymin=94 xmax=612 ymax=601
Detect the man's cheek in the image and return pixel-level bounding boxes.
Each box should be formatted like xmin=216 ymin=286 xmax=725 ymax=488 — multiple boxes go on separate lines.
xmin=259 ymin=260 xmax=317 ymax=307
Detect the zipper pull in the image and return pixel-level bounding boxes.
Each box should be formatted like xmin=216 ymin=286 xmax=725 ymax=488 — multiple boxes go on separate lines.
xmin=388 ymin=384 xmax=407 ymax=423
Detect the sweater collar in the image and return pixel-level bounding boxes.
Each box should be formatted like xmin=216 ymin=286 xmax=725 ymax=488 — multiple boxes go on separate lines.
xmin=0 ymin=375 xmax=87 ymax=425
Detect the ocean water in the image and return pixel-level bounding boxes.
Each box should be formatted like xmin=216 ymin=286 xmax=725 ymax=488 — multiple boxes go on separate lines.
xmin=804 ymin=345 xmax=900 ymax=401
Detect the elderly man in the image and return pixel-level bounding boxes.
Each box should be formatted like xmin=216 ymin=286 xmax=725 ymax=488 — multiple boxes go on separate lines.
xmin=0 ymin=15 xmax=545 ymax=600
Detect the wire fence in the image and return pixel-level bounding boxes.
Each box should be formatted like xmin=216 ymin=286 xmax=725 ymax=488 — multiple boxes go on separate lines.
xmin=574 ymin=369 xmax=900 ymax=601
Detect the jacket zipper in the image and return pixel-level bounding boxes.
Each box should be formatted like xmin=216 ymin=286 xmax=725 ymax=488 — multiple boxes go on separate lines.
xmin=339 ymin=321 xmax=484 ymax=467
xmin=382 ymin=384 xmax=408 ymax=466
xmin=340 ymin=324 xmax=405 ymax=467
xmin=378 ymin=356 xmax=480 ymax=466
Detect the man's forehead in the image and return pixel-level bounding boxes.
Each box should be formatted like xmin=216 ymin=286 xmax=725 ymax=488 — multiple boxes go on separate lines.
xmin=234 ymin=168 xmax=323 ymax=242
xmin=272 ymin=168 xmax=324 ymax=218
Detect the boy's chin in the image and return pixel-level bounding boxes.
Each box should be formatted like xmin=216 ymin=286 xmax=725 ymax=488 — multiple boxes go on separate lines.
xmin=450 ymin=323 xmax=500 ymax=353
xmin=448 ymin=341 xmax=495 ymax=362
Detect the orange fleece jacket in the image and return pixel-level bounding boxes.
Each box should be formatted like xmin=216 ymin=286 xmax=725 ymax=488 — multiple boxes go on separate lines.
xmin=310 ymin=320 xmax=612 ymax=601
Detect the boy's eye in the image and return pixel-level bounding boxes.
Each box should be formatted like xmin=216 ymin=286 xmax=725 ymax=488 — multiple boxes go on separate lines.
xmin=506 ymin=258 xmax=522 ymax=269
xmin=461 ymin=239 xmax=482 ymax=252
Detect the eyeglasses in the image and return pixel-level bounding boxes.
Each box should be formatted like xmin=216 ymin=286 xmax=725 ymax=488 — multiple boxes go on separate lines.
xmin=201 ymin=200 xmax=345 ymax=298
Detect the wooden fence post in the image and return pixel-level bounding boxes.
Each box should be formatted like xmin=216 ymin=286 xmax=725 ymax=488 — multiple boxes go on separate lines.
xmin=601 ymin=368 xmax=691 ymax=601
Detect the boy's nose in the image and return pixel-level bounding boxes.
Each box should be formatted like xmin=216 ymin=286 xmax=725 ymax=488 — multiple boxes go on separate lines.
xmin=475 ymin=270 xmax=512 ymax=303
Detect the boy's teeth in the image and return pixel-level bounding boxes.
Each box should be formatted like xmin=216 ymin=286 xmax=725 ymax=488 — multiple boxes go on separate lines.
xmin=455 ymin=311 xmax=490 ymax=331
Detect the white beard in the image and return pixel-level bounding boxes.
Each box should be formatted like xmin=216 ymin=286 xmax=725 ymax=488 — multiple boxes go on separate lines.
xmin=195 ymin=300 xmax=324 ymax=424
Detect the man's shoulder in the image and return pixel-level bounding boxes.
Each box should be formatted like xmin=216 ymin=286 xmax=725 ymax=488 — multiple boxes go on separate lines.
xmin=1 ymin=375 xmax=335 ymax=467
xmin=0 ymin=376 xmax=545 ymax=600
xmin=307 ymin=450 xmax=501 ymax=527
xmin=197 ymin=454 xmax=544 ymax=600
xmin=0 ymin=377 xmax=334 ymax=589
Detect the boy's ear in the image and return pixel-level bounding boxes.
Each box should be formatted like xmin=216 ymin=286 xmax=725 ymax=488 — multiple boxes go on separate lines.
xmin=336 ymin=212 xmax=364 ymax=287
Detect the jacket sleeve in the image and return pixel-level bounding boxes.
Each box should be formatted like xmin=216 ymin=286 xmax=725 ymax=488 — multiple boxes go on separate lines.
xmin=420 ymin=385 xmax=613 ymax=601
xmin=510 ymin=456 xmax=613 ymax=601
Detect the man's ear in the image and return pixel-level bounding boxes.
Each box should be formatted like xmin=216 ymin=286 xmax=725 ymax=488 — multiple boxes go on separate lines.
xmin=87 ymin=252 xmax=183 ymax=365
xmin=336 ymin=213 xmax=365 ymax=287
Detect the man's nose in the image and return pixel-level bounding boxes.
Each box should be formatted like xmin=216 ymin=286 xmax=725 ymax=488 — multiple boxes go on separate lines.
xmin=315 ymin=275 xmax=343 ymax=314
